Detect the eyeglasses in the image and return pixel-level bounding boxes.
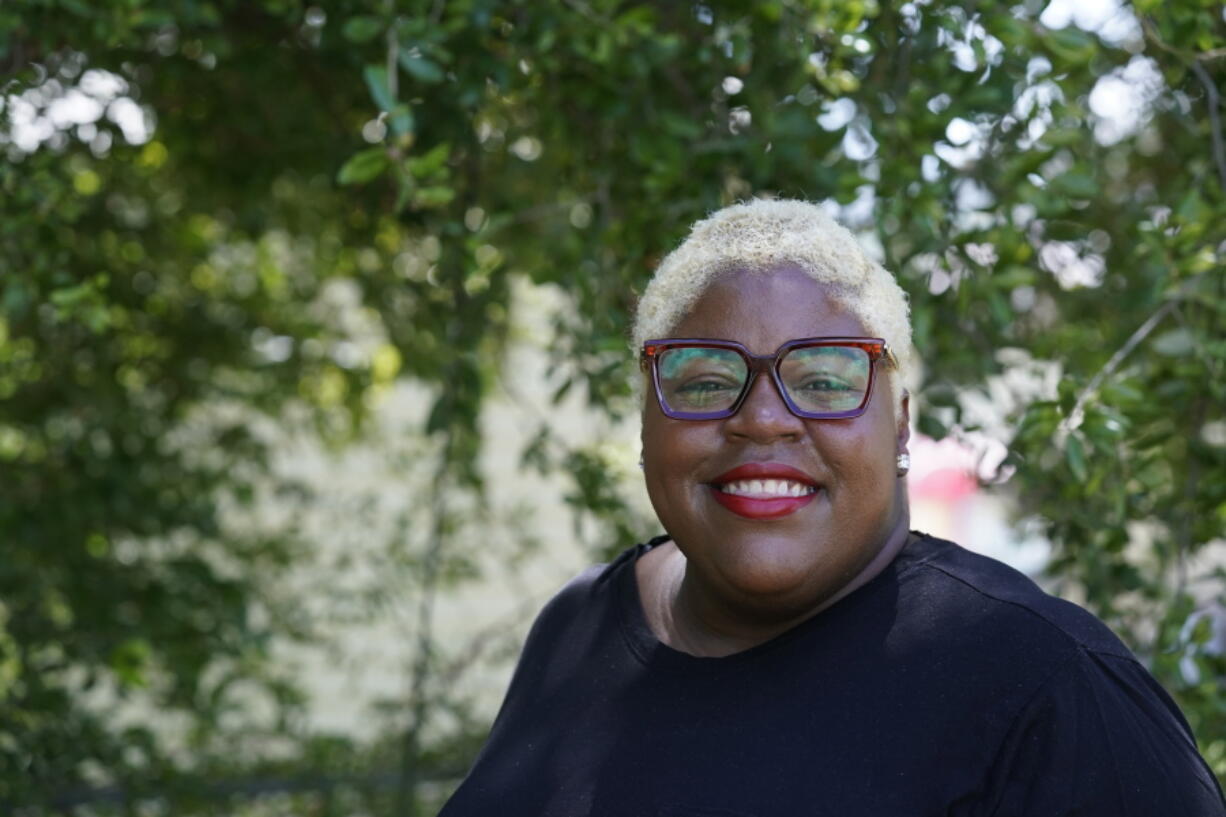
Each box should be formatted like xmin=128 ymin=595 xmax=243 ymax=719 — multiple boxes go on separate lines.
xmin=640 ymin=337 xmax=896 ymax=421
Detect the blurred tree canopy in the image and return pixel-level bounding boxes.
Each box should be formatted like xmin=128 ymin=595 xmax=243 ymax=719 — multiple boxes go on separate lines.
xmin=2 ymin=0 xmax=1224 ymax=812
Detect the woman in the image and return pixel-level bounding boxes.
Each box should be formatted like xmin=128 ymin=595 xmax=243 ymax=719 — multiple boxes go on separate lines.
xmin=440 ymin=200 xmax=1225 ymax=816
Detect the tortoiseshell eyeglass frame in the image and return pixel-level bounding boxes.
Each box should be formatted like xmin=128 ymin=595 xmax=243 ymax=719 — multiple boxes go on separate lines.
xmin=639 ymin=336 xmax=896 ymax=421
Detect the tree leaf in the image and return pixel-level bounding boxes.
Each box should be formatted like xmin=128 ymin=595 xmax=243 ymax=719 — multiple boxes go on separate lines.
xmin=398 ymin=51 xmax=445 ymax=83
xmin=389 ymin=103 xmax=415 ymax=136
xmin=337 ymin=147 xmax=389 ymax=184
xmin=1050 ymin=172 xmax=1097 ymax=199
xmin=363 ymin=64 xmax=396 ymax=112
xmin=1151 ymin=327 xmax=1194 ymax=357
xmin=1066 ymin=434 xmax=1088 ymax=482
xmin=406 ymin=142 xmax=451 ymax=177
xmin=342 ymin=16 xmax=383 ymax=43
xmin=413 ymin=186 xmax=455 ymax=208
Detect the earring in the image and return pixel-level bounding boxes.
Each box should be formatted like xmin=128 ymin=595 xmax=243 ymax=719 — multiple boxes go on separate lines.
xmin=638 ymin=453 xmax=645 ymax=471
xmin=896 ymin=453 xmax=911 ymax=477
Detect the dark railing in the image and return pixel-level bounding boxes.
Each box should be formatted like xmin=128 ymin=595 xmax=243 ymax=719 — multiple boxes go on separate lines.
xmin=12 ymin=767 xmax=467 ymax=816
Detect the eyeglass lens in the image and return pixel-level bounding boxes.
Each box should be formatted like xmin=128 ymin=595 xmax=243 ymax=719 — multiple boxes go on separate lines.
xmin=656 ymin=345 xmax=871 ymax=415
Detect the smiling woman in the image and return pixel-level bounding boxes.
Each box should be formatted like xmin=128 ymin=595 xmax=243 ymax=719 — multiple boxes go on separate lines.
xmin=638 ymin=267 xmax=909 ymax=643
xmin=439 ymin=200 xmax=1226 ymax=817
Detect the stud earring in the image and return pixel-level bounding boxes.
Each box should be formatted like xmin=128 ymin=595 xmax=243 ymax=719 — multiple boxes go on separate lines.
xmin=896 ymin=453 xmax=911 ymax=477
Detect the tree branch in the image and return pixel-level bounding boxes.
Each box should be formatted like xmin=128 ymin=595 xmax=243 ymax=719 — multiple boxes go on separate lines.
xmin=395 ymin=434 xmax=450 ymax=817
xmin=1141 ymin=17 xmax=1226 ymax=192
xmin=1188 ymin=59 xmax=1226 ymax=193
xmin=1057 ymin=300 xmax=1175 ymax=440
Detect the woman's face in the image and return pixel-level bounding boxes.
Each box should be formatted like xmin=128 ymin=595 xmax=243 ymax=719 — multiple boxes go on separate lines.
xmin=640 ymin=263 xmax=910 ymax=621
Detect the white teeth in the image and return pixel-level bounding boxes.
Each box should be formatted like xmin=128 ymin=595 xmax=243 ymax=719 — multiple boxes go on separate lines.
xmin=718 ymin=479 xmax=815 ymax=498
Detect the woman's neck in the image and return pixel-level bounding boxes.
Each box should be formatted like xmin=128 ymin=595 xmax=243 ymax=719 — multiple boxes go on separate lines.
xmin=638 ymin=507 xmax=913 ymax=658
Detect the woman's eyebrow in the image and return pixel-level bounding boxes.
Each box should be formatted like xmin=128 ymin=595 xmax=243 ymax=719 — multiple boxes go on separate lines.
xmin=660 ymin=349 xmax=741 ymax=376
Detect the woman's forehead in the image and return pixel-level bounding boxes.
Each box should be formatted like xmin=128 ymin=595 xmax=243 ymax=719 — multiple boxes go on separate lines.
xmin=669 ymin=264 xmax=871 ymax=351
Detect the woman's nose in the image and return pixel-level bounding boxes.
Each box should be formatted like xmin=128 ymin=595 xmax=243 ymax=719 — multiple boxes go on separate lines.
xmin=724 ymin=372 xmax=805 ymax=442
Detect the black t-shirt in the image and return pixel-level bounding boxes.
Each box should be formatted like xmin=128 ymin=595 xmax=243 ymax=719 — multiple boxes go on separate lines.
xmin=440 ymin=533 xmax=1225 ymax=816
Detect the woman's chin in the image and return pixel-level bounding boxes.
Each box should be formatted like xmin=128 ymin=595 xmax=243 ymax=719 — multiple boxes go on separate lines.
xmin=706 ymin=546 xmax=837 ymax=613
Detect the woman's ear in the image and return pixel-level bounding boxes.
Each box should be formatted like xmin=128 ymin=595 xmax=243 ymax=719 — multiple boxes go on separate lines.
xmin=895 ymin=391 xmax=912 ymax=478
xmin=896 ymin=390 xmax=911 ymax=452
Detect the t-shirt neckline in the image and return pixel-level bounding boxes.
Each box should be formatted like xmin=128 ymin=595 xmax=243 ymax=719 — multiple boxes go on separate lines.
xmin=614 ymin=531 xmax=932 ymax=671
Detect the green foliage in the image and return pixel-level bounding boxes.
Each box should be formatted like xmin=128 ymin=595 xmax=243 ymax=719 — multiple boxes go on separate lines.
xmin=2 ymin=0 xmax=1224 ymax=811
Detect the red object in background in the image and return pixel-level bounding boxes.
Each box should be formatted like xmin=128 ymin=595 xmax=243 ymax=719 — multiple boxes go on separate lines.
xmin=912 ymin=467 xmax=978 ymax=503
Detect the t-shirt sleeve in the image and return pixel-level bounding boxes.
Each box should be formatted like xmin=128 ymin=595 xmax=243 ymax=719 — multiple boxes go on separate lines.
xmin=982 ymin=647 xmax=1226 ymax=817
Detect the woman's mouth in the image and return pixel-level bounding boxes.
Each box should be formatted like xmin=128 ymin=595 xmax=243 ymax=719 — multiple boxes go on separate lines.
xmin=718 ymin=478 xmax=815 ymax=498
xmin=708 ymin=464 xmax=819 ymax=520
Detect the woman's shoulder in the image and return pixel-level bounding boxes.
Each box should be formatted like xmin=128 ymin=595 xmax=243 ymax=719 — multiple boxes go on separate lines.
xmin=519 ymin=540 xmax=649 ymax=648
xmin=895 ymin=532 xmax=1134 ymax=661
xmin=892 ymin=535 xmax=1224 ymax=809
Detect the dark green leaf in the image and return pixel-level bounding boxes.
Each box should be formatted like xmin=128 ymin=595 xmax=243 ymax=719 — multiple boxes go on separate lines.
xmin=363 ymin=64 xmax=396 ymax=111
xmin=398 ymin=51 xmax=445 ymax=83
xmin=389 ymin=103 xmax=415 ymax=136
xmin=1066 ymin=434 xmax=1088 ymax=482
xmin=343 ymin=16 xmax=383 ymax=43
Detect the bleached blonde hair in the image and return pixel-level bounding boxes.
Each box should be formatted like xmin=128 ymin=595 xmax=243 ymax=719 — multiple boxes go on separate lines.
xmin=632 ymin=198 xmax=914 ymax=412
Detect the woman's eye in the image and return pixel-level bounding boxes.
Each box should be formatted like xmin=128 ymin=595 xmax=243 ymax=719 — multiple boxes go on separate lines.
xmin=799 ymin=376 xmax=853 ymax=392
xmin=677 ymin=379 xmax=736 ymax=394
xmin=671 ymin=378 xmax=739 ymax=407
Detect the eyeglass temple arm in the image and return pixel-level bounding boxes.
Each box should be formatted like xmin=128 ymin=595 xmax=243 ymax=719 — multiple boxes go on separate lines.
xmin=882 ymin=344 xmax=899 ymax=369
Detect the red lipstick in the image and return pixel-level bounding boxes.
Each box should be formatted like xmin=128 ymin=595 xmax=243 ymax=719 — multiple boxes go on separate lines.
xmin=707 ymin=462 xmax=819 ymax=520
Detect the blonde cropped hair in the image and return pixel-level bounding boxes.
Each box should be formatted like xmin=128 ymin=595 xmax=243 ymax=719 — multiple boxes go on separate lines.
xmin=632 ymin=199 xmax=914 ymax=411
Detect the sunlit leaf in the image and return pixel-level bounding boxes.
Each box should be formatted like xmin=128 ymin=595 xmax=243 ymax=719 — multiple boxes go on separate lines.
xmin=337 ymin=147 xmax=390 ymax=184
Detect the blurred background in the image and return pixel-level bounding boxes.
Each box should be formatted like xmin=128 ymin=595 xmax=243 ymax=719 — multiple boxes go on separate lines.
xmin=2 ymin=0 xmax=1224 ymax=813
